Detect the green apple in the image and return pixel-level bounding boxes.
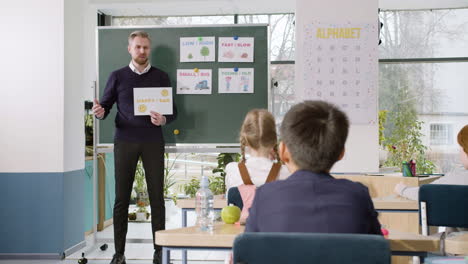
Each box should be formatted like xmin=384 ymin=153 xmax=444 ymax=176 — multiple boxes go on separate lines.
xmin=221 ymin=204 xmax=241 ymax=224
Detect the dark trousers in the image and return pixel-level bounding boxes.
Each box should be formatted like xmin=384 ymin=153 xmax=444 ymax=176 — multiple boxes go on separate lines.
xmin=113 ymin=139 xmax=165 ymax=255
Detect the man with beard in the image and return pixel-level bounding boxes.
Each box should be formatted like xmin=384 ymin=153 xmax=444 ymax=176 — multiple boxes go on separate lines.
xmin=93 ymin=31 xmax=177 ymax=264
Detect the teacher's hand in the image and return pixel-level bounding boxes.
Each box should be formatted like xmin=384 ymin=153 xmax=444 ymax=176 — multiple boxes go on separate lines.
xmin=92 ymin=99 xmax=105 ymax=119
xmin=150 ymin=111 xmax=166 ymax=126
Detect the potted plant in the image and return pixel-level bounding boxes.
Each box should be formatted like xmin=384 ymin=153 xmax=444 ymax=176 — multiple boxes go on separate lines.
xmin=378 ymin=110 xmax=389 ymax=167
xmin=182 ymin=177 xmax=200 ymax=198
xmin=136 ymin=200 xmax=149 ymax=221
xmin=211 ymin=153 xmax=240 ymax=193
xmin=383 ymin=109 xmax=436 ymax=174
xmin=164 ymin=153 xmax=180 ymax=203
xmin=84 ymin=100 xmax=94 ymax=157
xmin=134 ymin=158 xmax=147 ymax=201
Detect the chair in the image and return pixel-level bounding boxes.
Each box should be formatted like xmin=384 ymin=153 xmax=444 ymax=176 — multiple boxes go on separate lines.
xmin=419 ymin=184 xmax=468 ymax=236
xmin=227 ymin=186 xmax=244 ymax=210
xmin=233 ymin=232 xmax=390 ymax=264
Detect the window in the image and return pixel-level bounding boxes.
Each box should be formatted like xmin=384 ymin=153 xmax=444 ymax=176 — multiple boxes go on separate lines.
xmin=430 ymin=124 xmax=453 ymax=145
xmin=238 ymin=14 xmax=296 ymax=120
xmin=238 ymin=14 xmax=295 ymax=61
xmin=379 ymin=9 xmax=468 ymax=58
xmin=271 ymin=64 xmax=295 ymax=121
xmin=379 ymin=8 xmax=468 ymax=173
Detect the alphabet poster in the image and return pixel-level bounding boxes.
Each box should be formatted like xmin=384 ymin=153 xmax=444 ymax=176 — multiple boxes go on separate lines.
xmin=180 ymin=37 xmax=215 ymax=62
xmin=218 ymin=68 xmax=254 ymax=93
xmin=218 ymin=37 xmax=254 ymax=62
xmin=176 ymin=69 xmax=212 ymax=94
xmin=298 ymin=21 xmax=378 ymax=125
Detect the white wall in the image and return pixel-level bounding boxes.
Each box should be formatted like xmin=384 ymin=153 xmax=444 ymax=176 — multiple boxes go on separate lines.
xmin=0 ymin=0 xmax=65 ymax=172
xmin=64 ymin=0 xmax=86 ymax=171
xmin=0 ymin=0 xmax=86 ymax=173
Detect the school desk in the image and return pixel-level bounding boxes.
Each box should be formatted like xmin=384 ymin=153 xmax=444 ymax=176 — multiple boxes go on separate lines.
xmin=155 ymin=223 xmax=468 ymax=264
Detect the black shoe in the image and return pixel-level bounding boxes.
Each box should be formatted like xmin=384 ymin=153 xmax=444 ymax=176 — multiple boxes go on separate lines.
xmin=153 ymin=250 xmax=162 ymax=264
xmin=110 ymin=253 xmax=126 ymax=264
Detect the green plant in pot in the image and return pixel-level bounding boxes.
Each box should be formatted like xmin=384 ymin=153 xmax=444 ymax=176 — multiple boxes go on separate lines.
xmin=134 ymin=158 xmax=148 ymax=203
xmin=164 ymin=153 xmax=180 ymax=203
xmin=211 ymin=153 xmax=241 ymax=193
xmin=182 ymin=177 xmax=200 ymax=198
xmin=383 ymin=108 xmax=436 ymax=174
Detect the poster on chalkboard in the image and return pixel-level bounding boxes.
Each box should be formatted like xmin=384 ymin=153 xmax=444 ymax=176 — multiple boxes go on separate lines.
xmin=176 ymin=69 xmax=212 ymax=94
xmin=218 ymin=68 xmax=254 ymax=93
xmin=218 ymin=37 xmax=254 ymax=62
xmin=180 ymin=37 xmax=215 ymax=62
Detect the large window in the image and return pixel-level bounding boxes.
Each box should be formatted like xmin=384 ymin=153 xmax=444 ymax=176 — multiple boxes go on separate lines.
xmin=378 ymin=9 xmax=468 ymax=173
xmin=238 ymin=14 xmax=295 ymax=61
xmin=271 ymin=64 xmax=295 ymax=121
xmin=379 ymin=9 xmax=468 ymax=58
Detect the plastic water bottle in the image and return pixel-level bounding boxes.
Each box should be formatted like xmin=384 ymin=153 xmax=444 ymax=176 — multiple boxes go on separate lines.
xmin=195 ymin=176 xmax=214 ymax=232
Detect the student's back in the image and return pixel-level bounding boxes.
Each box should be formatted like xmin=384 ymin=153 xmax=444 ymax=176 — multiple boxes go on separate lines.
xmin=246 ymin=170 xmax=380 ymax=234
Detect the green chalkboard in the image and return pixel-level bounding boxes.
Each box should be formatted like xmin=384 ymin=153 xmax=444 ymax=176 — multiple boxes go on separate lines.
xmin=97 ymin=25 xmax=269 ymax=144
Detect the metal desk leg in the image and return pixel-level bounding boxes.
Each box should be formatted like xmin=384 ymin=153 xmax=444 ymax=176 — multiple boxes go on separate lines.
xmin=182 ymin=209 xmax=188 ymax=227
xmin=162 ymin=247 xmax=171 ymax=264
xmin=182 ymin=209 xmax=188 ymax=264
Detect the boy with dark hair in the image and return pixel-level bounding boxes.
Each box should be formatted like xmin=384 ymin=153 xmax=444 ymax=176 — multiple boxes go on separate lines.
xmin=245 ymin=100 xmax=381 ymax=234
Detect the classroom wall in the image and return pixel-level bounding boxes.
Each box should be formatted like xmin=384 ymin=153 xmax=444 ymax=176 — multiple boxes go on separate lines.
xmin=64 ymin=0 xmax=86 ymax=172
xmin=0 ymin=0 xmax=64 ymax=173
xmin=0 ymin=0 xmax=85 ymax=258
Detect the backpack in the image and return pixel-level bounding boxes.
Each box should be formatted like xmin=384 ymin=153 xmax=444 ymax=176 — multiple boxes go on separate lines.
xmin=235 ymin=161 xmax=281 ymax=223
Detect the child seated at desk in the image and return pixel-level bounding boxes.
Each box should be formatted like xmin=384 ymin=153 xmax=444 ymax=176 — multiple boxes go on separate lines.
xmin=245 ymin=100 xmax=382 ymax=234
xmin=225 ymin=109 xmax=290 ymax=192
xmin=394 ymin=125 xmax=468 ymax=201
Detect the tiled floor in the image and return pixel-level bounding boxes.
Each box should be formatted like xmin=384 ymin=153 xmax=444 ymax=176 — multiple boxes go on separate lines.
xmin=74 ymin=201 xmax=227 ymax=264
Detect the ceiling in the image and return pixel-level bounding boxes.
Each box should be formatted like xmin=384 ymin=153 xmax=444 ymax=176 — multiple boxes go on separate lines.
xmin=92 ymin=0 xmax=468 ymax=17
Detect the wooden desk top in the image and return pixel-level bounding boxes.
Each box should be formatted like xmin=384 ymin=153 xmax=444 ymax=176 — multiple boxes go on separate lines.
xmin=156 ymin=222 xmax=244 ymax=248
xmin=176 ymin=196 xmax=418 ymax=210
xmin=333 ymin=175 xmax=440 ymax=198
xmin=388 ymin=230 xmax=439 ymax=252
xmin=156 ymin=223 xmax=462 ymax=253
xmin=445 ymin=233 xmax=468 ymax=255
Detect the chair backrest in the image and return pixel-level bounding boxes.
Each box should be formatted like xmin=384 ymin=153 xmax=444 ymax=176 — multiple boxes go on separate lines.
xmin=233 ymin=232 xmax=390 ymax=264
xmin=227 ymin=186 xmax=244 ymax=210
xmin=419 ymin=184 xmax=468 ymax=235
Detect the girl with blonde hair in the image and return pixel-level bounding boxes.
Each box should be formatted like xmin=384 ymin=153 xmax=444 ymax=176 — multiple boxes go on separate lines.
xmin=225 ymin=109 xmax=290 ymax=192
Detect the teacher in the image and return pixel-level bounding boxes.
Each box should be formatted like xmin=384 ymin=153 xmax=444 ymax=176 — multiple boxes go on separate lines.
xmin=93 ymin=30 xmax=177 ymax=264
